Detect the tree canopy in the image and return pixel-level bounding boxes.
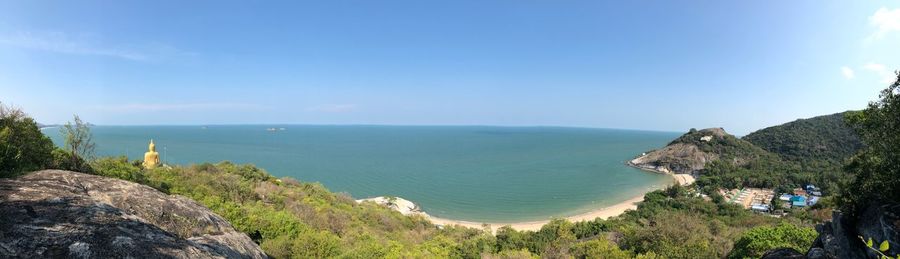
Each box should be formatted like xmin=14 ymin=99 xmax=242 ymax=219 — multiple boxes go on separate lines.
xmin=0 ymin=103 xmax=54 ymax=177
xmin=840 ymin=71 xmax=900 ymax=217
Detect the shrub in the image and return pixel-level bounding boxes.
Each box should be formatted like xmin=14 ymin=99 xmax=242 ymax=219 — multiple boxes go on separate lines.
xmin=728 ymin=223 xmax=817 ymax=259
xmin=570 ymin=239 xmax=633 ymax=259
xmin=0 ymin=103 xmax=54 ymax=177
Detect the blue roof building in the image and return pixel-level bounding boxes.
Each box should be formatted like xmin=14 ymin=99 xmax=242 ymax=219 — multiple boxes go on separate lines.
xmin=791 ymin=196 xmax=807 ymax=207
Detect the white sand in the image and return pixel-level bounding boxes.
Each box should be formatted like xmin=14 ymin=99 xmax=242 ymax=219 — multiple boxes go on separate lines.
xmin=358 ymin=189 xmax=668 ymax=233
xmin=423 ymin=194 xmax=648 ymax=233
xmin=672 ymin=173 xmax=696 ymax=185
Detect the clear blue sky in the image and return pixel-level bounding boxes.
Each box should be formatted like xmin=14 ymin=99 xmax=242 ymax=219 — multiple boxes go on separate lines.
xmin=1 ymin=1 xmax=898 ymax=135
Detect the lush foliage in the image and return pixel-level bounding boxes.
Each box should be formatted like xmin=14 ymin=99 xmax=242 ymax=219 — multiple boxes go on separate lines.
xmin=661 ymin=119 xmax=864 ymax=195
xmin=0 ymin=103 xmax=54 ymax=178
xmin=743 ymin=112 xmax=864 ymax=167
xmin=737 ymin=112 xmax=863 ymax=194
xmin=728 ymin=223 xmax=818 ymax=259
xmin=839 ymin=71 xmax=900 ymax=217
xmin=675 ymin=128 xmax=845 ymax=193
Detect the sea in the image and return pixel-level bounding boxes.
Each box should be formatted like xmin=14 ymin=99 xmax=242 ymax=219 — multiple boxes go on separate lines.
xmin=42 ymin=125 xmax=679 ymax=223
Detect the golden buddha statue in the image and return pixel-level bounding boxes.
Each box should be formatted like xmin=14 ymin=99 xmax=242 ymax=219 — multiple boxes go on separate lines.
xmin=143 ymin=139 xmax=160 ymax=169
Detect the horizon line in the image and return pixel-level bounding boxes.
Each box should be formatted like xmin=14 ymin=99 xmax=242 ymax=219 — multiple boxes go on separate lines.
xmin=40 ymin=123 xmax=688 ymax=134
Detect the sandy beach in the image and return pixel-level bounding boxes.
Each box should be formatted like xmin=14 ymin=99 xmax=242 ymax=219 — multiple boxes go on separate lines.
xmin=425 ymin=164 xmax=695 ymax=232
xmin=423 ymin=194 xmax=648 ymax=232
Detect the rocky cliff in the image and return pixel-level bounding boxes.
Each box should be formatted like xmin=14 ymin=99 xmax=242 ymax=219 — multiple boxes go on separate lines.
xmin=0 ymin=170 xmax=268 ymax=258
xmin=629 ymin=127 xmax=768 ymax=174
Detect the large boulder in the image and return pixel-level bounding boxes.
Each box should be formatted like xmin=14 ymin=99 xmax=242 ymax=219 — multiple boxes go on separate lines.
xmin=0 ymin=170 xmax=267 ymax=258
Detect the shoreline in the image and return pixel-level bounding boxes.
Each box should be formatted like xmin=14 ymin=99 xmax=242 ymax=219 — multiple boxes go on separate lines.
xmin=423 ymin=193 xmax=650 ymax=232
xmin=361 ymin=156 xmax=693 ymax=233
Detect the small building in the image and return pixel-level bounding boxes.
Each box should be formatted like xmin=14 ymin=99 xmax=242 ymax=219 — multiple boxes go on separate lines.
xmin=810 ymin=191 xmax=823 ymax=196
xmin=808 ymin=196 xmax=820 ymax=206
xmin=793 ymin=188 xmax=808 ymax=196
xmin=751 ymin=204 xmax=770 ymax=212
xmin=791 ymin=196 xmax=808 ymax=208
xmin=700 ymin=136 xmax=713 ymax=142
xmin=779 ymin=194 xmax=793 ymax=201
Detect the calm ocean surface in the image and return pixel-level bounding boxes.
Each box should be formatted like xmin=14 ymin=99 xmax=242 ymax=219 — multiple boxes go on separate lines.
xmin=42 ymin=125 xmax=679 ymax=222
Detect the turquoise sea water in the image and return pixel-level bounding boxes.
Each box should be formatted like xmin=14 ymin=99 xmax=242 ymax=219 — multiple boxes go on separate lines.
xmin=42 ymin=125 xmax=678 ymax=222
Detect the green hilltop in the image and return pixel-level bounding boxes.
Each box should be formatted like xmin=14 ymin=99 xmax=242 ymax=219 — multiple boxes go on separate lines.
xmin=742 ymin=111 xmax=864 ymax=167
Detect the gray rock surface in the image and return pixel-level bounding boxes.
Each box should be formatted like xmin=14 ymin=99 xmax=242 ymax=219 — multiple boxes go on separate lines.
xmin=629 ymin=128 xmax=724 ymax=174
xmin=761 ymin=248 xmax=806 ymax=259
xmin=805 ymin=204 xmax=899 ymax=259
xmin=0 ymin=170 xmax=267 ymax=258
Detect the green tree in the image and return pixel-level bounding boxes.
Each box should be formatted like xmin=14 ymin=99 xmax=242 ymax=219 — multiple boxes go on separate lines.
xmin=840 ymin=70 xmax=900 ymax=216
xmin=59 ymin=115 xmax=95 ymax=171
xmin=570 ymin=239 xmax=633 ymax=259
xmin=0 ymin=103 xmax=54 ymax=177
xmin=728 ymin=223 xmax=817 ymax=259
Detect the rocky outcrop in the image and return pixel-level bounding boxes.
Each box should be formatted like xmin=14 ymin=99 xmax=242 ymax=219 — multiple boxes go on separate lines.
xmin=0 ymin=170 xmax=267 ymax=258
xmin=629 ymin=142 xmax=717 ymax=174
xmin=628 ymin=127 xmax=775 ymax=176
xmin=629 ymin=128 xmax=726 ymax=174
xmin=805 ymin=204 xmax=899 ymax=259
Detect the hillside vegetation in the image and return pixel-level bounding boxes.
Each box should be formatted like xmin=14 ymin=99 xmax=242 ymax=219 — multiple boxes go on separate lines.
xmin=631 ymin=124 xmax=853 ymax=193
xmin=669 ymin=127 xmax=779 ymax=167
xmin=742 ymin=112 xmax=864 ymax=168
xmin=95 ymin=158 xmax=793 ymax=258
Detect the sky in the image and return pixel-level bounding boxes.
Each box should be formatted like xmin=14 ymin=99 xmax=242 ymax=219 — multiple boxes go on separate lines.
xmin=1 ymin=1 xmax=898 ymax=135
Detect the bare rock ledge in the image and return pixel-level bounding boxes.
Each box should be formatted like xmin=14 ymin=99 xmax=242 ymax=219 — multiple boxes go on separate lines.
xmin=0 ymin=170 xmax=267 ymax=258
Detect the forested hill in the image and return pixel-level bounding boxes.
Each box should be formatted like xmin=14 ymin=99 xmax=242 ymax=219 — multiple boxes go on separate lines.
xmin=637 ymin=115 xmax=861 ymax=191
xmin=742 ymin=112 xmax=863 ymax=166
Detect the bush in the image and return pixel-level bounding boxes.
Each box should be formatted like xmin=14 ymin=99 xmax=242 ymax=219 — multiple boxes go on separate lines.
xmin=728 ymin=223 xmax=817 ymax=259
xmin=570 ymin=239 xmax=633 ymax=259
xmin=49 ymin=148 xmax=96 ymax=173
xmin=0 ymin=103 xmax=54 ymax=177
xmin=92 ymin=156 xmax=145 ymax=182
